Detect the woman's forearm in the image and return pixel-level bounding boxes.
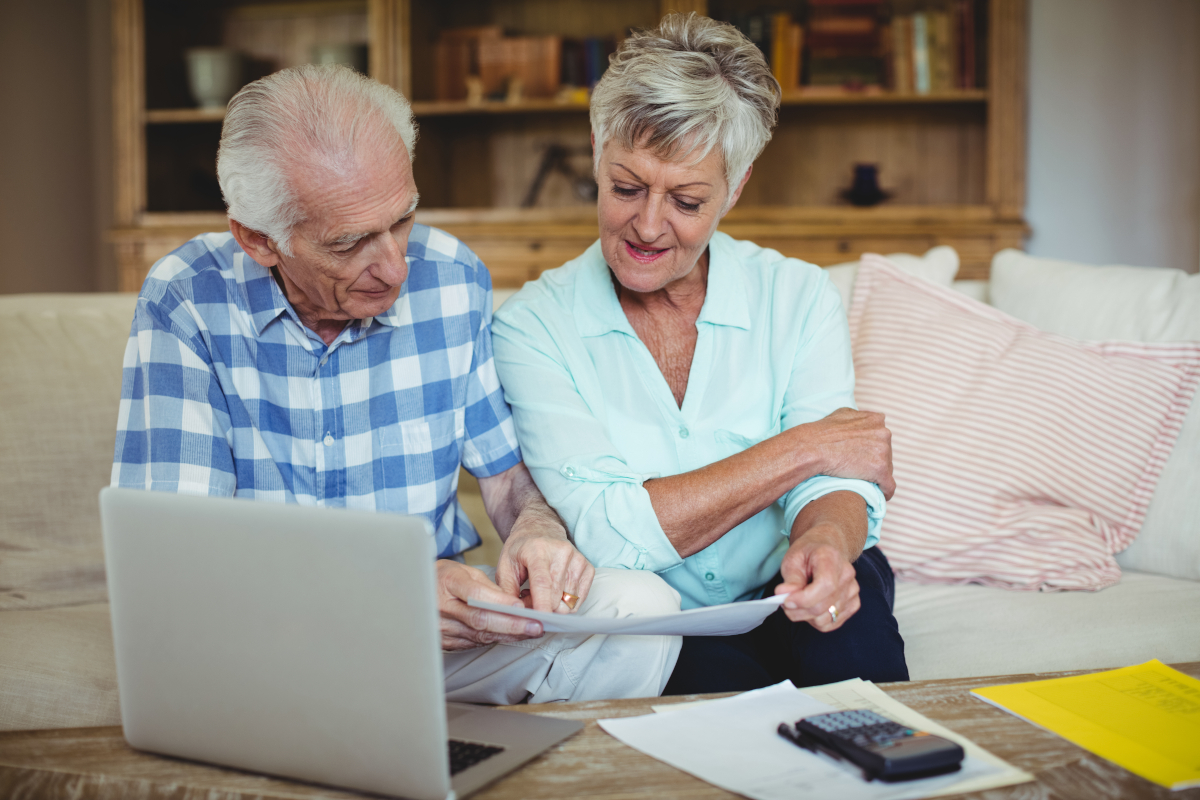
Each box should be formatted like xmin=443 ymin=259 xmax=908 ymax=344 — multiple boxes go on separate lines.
xmin=646 ymin=408 xmax=891 ymax=558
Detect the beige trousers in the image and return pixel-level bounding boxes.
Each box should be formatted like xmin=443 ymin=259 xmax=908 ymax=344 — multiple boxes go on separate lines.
xmin=443 ymin=568 xmax=683 ymax=704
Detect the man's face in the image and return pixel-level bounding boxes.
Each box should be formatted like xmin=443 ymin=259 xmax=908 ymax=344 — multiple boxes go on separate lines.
xmin=274 ymin=137 xmax=419 ymax=324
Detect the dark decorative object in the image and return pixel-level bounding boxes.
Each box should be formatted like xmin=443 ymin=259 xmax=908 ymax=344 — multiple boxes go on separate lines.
xmin=521 ymin=145 xmax=598 ymax=207
xmin=841 ymin=163 xmax=892 ymax=207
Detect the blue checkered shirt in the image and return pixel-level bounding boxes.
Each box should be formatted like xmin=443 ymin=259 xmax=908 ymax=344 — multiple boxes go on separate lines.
xmin=111 ymin=224 xmax=522 ymax=559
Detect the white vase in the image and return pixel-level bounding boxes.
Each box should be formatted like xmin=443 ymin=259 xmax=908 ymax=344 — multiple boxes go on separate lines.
xmin=185 ymin=48 xmax=242 ymax=109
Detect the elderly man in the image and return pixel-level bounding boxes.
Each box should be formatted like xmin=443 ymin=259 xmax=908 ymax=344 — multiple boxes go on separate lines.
xmin=111 ymin=64 xmax=681 ymax=704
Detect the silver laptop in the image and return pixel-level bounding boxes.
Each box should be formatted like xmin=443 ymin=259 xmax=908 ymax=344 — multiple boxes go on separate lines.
xmin=99 ymin=487 xmax=582 ymax=800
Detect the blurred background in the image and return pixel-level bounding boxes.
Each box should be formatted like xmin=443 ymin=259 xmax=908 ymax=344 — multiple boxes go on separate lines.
xmin=0 ymin=0 xmax=1196 ymax=297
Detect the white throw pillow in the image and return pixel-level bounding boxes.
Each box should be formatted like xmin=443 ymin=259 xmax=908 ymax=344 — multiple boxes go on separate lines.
xmin=990 ymin=249 xmax=1200 ymax=581
xmin=826 ymin=245 xmax=960 ymax=311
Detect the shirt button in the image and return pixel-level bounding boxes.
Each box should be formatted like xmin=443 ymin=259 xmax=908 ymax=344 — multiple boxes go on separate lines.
xmin=704 ymin=572 xmax=715 ymax=581
xmin=563 ymin=466 xmax=576 ymax=478
xmin=678 ymin=426 xmax=690 ymax=439
xmin=323 ymin=433 xmax=334 ymax=447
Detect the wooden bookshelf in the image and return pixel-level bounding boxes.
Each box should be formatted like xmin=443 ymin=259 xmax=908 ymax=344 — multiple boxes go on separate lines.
xmin=110 ymin=0 xmax=1027 ymax=292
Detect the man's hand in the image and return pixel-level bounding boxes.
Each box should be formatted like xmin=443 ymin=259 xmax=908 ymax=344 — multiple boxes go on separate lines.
xmin=795 ymin=408 xmax=895 ymax=499
xmin=437 ymin=559 xmax=545 ymax=651
xmin=496 ymin=509 xmax=595 ymax=614
xmin=774 ymin=491 xmax=868 ymax=631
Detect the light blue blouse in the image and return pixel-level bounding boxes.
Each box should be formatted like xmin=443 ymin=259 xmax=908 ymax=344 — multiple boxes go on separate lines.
xmin=492 ymin=232 xmax=885 ymax=609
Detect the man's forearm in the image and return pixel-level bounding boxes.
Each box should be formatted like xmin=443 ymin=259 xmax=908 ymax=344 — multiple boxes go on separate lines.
xmin=479 ymin=462 xmax=566 ymax=542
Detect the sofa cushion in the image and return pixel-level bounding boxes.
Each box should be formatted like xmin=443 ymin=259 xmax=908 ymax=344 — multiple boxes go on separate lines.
xmin=0 ymin=603 xmax=120 ymax=731
xmin=0 ymin=294 xmax=137 ymax=611
xmin=849 ymin=256 xmax=1200 ymax=591
xmin=896 ymin=571 xmax=1200 ymax=680
xmin=825 ymin=245 xmax=960 ymax=311
xmin=990 ymin=250 xmax=1200 ymax=582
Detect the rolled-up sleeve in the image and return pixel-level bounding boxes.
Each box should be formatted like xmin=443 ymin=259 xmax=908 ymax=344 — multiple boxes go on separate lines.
xmin=492 ymin=300 xmax=685 ymax=573
xmin=779 ymin=273 xmax=886 ymax=548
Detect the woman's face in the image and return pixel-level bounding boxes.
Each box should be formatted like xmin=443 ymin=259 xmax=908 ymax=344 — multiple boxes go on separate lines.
xmin=596 ymin=137 xmax=750 ymax=295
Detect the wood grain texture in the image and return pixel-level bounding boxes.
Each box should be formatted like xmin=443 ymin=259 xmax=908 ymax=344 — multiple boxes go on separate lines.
xmin=107 ymin=205 xmax=1026 ymax=291
xmin=987 ymin=0 xmax=1029 ymax=220
xmin=111 ymin=0 xmax=144 ymax=228
xmin=2 ymin=665 xmax=1197 ymax=799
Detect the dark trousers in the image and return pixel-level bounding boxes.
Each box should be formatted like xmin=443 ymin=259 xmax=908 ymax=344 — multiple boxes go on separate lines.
xmin=663 ymin=546 xmax=909 ymax=694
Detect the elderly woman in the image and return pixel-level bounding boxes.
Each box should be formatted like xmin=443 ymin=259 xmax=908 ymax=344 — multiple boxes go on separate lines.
xmin=492 ymin=13 xmax=907 ymax=693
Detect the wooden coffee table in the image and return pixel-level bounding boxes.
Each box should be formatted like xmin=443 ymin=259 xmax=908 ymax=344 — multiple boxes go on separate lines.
xmin=2 ymin=663 xmax=1197 ymax=799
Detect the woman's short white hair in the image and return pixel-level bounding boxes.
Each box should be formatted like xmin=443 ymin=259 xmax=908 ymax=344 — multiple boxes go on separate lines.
xmin=217 ymin=63 xmax=417 ymax=256
xmin=590 ymin=13 xmax=781 ymax=197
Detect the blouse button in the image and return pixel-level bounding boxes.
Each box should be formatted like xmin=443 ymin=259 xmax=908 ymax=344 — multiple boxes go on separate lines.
xmin=563 ymin=466 xmax=576 ymax=478
xmin=704 ymin=571 xmax=715 ymax=581
xmin=678 ymin=426 xmax=690 ymax=439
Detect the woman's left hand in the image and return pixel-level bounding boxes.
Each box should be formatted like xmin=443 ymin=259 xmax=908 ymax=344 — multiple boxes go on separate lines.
xmin=773 ymin=525 xmax=861 ymax=632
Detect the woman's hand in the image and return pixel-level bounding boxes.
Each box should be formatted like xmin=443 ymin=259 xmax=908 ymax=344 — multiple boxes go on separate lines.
xmin=495 ymin=511 xmax=596 ymax=614
xmin=773 ymin=528 xmax=861 ymax=631
xmin=773 ymin=491 xmax=869 ymax=631
xmin=794 ymin=408 xmax=895 ymax=499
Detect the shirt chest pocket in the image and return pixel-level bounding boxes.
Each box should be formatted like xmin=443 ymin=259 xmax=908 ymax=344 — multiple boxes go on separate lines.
xmin=379 ymin=410 xmax=464 ymax=496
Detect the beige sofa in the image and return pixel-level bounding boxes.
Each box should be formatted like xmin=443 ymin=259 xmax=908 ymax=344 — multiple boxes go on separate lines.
xmin=2 ymin=251 xmax=1198 ymax=732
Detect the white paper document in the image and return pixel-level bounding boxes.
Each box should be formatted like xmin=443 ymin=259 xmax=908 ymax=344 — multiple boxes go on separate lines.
xmin=467 ymin=594 xmax=786 ymax=636
xmin=601 ymin=681 xmax=1002 ymax=800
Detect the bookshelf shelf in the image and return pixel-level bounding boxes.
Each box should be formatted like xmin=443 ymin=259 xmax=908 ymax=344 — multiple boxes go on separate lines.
xmin=145 ymin=108 xmax=228 ymax=124
xmin=111 ymin=0 xmax=1027 ymax=292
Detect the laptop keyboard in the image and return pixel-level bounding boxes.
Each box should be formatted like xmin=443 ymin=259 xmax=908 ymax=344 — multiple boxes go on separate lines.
xmin=449 ymin=738 xmax=505 ymax=775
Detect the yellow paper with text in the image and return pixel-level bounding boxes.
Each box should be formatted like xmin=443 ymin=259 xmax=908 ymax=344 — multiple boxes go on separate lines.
xmin=972 ymin=660 xmax=1200 ymax=790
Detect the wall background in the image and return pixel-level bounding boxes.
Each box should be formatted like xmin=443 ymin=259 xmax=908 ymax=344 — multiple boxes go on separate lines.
xmin=1025 ymin=0 xmax=1200 ymax=273
xmin=0 ymin=0 xmax=1196 ymax=294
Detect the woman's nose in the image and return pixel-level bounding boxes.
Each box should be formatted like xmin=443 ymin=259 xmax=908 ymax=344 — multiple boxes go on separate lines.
xmin=632 ymin=193 xmax=668 ymax=243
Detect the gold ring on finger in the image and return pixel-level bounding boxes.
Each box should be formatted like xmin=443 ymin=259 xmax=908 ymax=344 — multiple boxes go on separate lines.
xmin=561 ymin=591 xmax=579 ymax=610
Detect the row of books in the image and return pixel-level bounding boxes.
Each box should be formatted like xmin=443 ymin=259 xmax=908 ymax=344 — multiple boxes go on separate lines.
xmin=726 ymin=0 xmax=986 ymax=95
xmin=433 ymin=26 xmax=615 ymax=102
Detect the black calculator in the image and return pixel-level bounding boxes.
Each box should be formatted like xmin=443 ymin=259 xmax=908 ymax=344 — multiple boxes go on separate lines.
xmin=777 ymin=709 xmax=964 ymax=782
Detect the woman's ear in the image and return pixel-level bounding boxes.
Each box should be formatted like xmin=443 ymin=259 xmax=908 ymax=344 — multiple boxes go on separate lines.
xmin=722 ymin=165 xmax=753 ymax=217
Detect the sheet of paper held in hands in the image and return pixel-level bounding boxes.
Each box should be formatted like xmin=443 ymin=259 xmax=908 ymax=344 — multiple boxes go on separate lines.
xmin=972 ymin=659 xmax=1200 ymax=791
xmin=652 ymin=678 xmax=1033 ymax=798
xmin=467 ymin=594 xmax=786 ymax=636
xmin=600 ymin=681 xmax=1006 ymax=800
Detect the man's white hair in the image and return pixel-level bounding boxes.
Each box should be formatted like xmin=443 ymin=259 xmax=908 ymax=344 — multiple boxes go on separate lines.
xmin=217 ymin=64 xmax=418 ymax=256
xmin=590 ymin=13 xmax=780 ymax=200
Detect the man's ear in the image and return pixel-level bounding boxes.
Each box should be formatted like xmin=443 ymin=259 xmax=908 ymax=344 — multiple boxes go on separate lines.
xmin=721 ymin=165 xmax=753 ymax=218
xmin=229 ymin=218 xmax=281 ymax=266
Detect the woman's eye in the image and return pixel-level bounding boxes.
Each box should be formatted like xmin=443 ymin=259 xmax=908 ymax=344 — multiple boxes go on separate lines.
xmin=675 ymin=198 xmax=701 ymax=212
xmin=612 ymin=185 xmax=640 ymax=197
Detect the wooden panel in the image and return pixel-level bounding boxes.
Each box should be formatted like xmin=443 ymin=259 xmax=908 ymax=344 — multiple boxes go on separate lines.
xmin=111 ymin=0 xmax=144 ymax=227
xmin=368 ymin=0 xmax=409 ymax=95
xmin=988 ymin=0 xmax=1028 ymax=219
xmin=744 ymin=105 xmax=987 ymax=207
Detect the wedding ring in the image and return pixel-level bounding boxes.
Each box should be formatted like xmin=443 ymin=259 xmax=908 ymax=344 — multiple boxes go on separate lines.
xmin=561 ymin=591 xmax=579 ymax=610
xmin=828 ymin=605 xmax=838 ymax=624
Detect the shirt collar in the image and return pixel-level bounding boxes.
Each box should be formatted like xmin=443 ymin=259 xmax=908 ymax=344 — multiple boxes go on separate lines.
xmin=572 ymin=232 xmax=751 ymax=338
xmin=236 ymin=248 xmax=412 ymax=337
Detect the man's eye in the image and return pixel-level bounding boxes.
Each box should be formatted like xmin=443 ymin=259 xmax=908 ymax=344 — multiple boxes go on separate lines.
xmin=335 ymin=241 xmax=360 ymax=254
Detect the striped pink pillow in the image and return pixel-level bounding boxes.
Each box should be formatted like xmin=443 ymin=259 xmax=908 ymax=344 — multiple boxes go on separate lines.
xmin=849 ymin=256 xmax=1200 ymax=591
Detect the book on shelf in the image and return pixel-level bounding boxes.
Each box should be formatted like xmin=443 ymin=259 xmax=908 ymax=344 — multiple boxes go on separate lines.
xmin=770 ymin=12 xmax=804 ymax=93
xmin=434 ymin=26 xmax=564 ymax=102
xmin=891 ymin=0 xmax=986 ymax=95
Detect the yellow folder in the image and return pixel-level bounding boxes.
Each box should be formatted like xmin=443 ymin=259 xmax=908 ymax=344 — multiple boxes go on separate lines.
xmin=972 ymin=660 xmax=1200 ymax=791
